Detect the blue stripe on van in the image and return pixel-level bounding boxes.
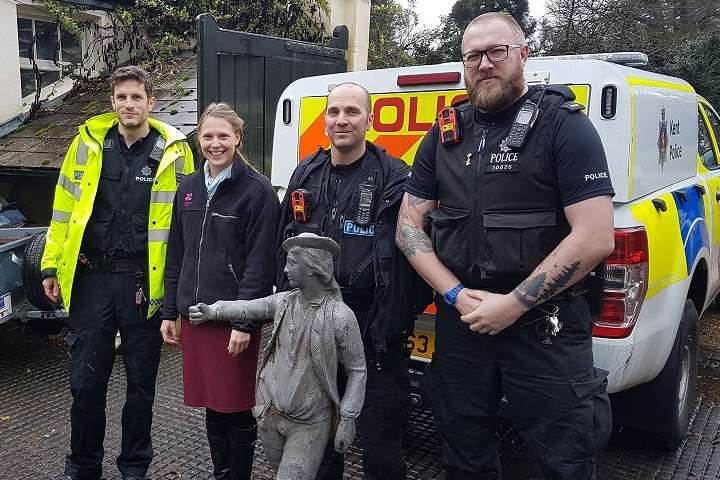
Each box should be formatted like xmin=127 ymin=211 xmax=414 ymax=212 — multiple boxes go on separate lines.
xmin=672 ymin=186 xmax=709 ymax=273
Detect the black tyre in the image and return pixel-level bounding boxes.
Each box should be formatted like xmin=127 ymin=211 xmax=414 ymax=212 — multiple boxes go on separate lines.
xmin=21 ymin=231 xmax=54 ymax=310
xmin=611 ymin=299 xmax=699 ymax=450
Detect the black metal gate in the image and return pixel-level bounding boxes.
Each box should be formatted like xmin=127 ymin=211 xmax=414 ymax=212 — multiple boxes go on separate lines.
xmin=196 ymin=14 xmax=348 ymax=174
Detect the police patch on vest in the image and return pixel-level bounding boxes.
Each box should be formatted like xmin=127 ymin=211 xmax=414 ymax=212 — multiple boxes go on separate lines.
xmin=343 ymin=220 xmax=375 ymax=236
xmin=74 ymin=170 xmax=84 ymax=181
xmin=135 ymin=164 xmax=155 ymax=183
xmin=486 ymin=149 xmax=520 ymax=173
xmin=103 ymin=138 xmax=113 ymax=151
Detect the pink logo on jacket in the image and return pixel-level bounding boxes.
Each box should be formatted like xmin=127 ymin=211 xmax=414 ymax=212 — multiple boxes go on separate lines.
xmin=183 ymin=192 xmax=193 ymax=207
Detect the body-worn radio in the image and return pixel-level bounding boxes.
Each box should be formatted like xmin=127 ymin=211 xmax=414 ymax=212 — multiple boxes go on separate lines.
xmin=355 ymin=182 xmax=377 ymax=226
xmin=505 ymin=101 xmax=539 ymax=149
xmin=438 ymin=107 xmax=462 ymax=145
xmin=291 ymin=189 xmax=313 ymax=223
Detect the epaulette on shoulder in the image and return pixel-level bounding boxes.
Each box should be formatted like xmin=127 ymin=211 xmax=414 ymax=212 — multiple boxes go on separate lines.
xmin=560 ymin=101 xmax=585 ymax=112
xmin=542 ymin=84 xmax=576 ymax=101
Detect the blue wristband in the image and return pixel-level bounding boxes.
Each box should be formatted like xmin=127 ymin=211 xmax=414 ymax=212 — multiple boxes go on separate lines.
xmin=442 ymin=284 xmax=465 ymax=306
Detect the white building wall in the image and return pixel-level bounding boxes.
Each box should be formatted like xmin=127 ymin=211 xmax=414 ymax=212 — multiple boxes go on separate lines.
xmin=329 ymin=0 xmax=371 ymax=71
xmin=0 ymin=1 xmax=131 ymax=126
xmin=0 ymin=0 xmax=23 ymax=126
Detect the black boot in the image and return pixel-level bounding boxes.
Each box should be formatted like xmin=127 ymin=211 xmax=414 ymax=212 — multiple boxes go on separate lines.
xmin=228 ymin=420 xmax=256 ymax=480
xmin=206 ymin=413 xmax=231 ymax=480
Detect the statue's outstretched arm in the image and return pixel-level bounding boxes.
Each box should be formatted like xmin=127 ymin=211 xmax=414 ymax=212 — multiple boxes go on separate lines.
xmin=189 ymin=294 xmax=277 ymax=330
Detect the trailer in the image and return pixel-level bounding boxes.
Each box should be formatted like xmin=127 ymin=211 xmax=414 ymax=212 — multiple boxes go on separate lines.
xmin=0 ymin=226 xmax=63 ymax=325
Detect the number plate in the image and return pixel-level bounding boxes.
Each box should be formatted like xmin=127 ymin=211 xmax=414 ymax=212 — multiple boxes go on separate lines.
xmin=0 ymin=293 xmax=12 ymax=320
xmin=407 ymin=330 xmax=435 ymax=360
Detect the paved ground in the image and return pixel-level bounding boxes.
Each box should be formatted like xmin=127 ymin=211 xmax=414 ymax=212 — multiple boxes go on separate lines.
xmin=4 ymin=312 xmax=720 ymax=480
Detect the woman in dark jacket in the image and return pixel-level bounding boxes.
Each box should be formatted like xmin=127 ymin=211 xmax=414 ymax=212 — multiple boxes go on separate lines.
xmin=160 ymin=102 xmax=279 ymax=479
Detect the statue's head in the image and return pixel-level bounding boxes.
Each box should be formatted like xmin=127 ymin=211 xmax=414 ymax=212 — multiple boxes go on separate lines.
xmin=282 ymin=233 xmax=340 ymax=291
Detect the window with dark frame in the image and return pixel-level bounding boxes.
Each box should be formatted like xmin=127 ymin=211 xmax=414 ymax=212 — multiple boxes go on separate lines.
xmin=16 ymin=16 xmax=81 ymax=99
xmin=703 ymin=105 xmax=720 ymax=152
xmin=698 ymin=110 xmax=718 ymax=169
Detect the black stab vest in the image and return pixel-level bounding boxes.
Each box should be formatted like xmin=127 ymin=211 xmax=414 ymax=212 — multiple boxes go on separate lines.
xmin=432 ymin=85 xmax=575 ymax=292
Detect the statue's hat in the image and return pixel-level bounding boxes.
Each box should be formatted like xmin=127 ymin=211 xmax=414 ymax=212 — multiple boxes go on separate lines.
xmin=282 ymin=232 xmax=340 ymax=259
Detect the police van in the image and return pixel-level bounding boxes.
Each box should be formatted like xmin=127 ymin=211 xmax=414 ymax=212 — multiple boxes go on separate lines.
xmin=270 ymin=52 xmax=720 ymax=449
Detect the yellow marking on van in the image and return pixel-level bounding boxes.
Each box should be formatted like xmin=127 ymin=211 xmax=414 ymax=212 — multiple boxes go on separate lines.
xmin=626 ymin=77 xmax=695 ymax=93
xmin=630 ymin=193 xmax=687 ymax=298
xmin=628 ymin=94 xmax=636 ymax=198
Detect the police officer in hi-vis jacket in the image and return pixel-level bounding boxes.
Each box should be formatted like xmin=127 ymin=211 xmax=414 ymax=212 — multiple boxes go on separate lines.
xmin=41 ymin=65 xmax=194 ymax=480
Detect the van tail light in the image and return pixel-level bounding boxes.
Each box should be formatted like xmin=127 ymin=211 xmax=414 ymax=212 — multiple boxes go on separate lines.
xmin=592 ymin=227 xmax=649 ymax=339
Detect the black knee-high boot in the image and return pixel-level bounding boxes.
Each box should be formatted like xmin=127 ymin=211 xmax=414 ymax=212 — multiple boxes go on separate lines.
xmin=228 ymin=410 xmax=256 ymax=480
xmin=206 ymin=409 xmax=231 ymax=480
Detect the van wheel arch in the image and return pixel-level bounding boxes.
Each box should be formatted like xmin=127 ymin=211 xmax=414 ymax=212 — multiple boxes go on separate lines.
xmin=611 ymin=299 xmax=699 ymax=450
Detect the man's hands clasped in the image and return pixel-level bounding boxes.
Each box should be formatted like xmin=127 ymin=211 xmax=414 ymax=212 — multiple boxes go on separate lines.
xmin=455 ymin=288 xmax=528 ymax=335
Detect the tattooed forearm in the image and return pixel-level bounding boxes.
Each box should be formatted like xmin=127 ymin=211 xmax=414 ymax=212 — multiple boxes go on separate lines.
xmin=397 ymin=223 xmax=434 ymax=257
xmin=514 ymin=272 xmax=547 ymax=305
xmin=513 ymin=259 xmax=582 ymax=307
xmin=407 ymin=194 xmax=426 ymax=206
xmin=422 ymin=210 xmax=431 ymax=230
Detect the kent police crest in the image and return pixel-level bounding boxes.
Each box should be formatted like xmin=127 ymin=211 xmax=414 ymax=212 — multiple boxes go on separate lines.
xmin=658 ymin=106 xmax=669 ymax=170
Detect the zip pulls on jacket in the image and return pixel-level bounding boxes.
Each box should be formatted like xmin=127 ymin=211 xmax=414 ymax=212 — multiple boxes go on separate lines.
xmin=194 ymin=178 xmax=233 ymax=304
xmin=472 ymin=128 xmax=488 ymax=269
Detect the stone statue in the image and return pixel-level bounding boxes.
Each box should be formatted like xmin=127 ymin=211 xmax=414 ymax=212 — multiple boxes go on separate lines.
xmin=189 ymin=233 xmax=367 ymax=480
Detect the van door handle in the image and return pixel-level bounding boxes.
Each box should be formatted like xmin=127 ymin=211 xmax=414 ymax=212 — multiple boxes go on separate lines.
xmin=716 ymin=191 xmax=720 ymax=202
xmin=652 ymin=198 xmax=667 ymax=212
xmin=694 ymin=184 xmax=706 ymax=195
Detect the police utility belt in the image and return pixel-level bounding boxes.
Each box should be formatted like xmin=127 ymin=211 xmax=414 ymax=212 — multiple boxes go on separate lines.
xmin=79 ymin=254 xmax=146 ymax=273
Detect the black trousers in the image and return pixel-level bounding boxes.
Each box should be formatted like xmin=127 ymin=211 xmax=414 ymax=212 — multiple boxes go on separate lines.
xmin=315 ymin=341 xmax=410 ymax=480
xmin=63 ymin=269 xmax=162 ymax=480
xmin=425 ymin=294 xmax=612 ymax=480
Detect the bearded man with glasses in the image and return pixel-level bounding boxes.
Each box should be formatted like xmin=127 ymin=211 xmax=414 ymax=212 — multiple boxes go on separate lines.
xmin=396 ymin=11 xmax=615 ymax=480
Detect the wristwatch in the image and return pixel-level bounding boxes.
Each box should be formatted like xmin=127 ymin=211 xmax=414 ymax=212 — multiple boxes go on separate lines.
xmin=442 ymin=283 xmax=465 ymax=306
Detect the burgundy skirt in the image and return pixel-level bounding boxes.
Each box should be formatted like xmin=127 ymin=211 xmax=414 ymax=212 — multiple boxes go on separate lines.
xmin=181 ymin=317 xmax=261 ymax=413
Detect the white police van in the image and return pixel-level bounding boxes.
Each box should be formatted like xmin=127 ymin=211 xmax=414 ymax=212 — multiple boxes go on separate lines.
xmin=270 ymin=52 xmax=720 ymax=449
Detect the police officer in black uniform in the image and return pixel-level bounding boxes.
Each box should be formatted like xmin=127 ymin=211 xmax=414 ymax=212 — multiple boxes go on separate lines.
xmin=396 ymin=12 xmax=615 ymax=480
xmin=277 ymin=82 xmax=431 ymax=480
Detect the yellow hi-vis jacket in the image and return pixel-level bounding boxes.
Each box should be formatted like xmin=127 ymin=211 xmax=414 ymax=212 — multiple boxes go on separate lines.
xmin=41 ymin=112 xmax=195 ymax=317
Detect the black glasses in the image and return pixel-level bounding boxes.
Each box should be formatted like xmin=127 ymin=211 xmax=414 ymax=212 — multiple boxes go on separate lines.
xmin=461 ymin=45 xmax=523 ymax=68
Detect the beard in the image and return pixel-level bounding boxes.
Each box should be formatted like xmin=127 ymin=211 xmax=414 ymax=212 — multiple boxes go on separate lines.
xmin=466 ymin=69 xmax=525 ymax=112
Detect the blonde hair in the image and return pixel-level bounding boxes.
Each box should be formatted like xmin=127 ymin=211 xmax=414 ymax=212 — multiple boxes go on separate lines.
xmin=463 ymin=12 xmax=527 ymax=46
xmin=197 ymin=102 xmax=250 ymax=165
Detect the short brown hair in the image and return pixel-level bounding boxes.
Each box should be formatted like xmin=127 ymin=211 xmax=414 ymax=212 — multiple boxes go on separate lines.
xmin=463 ymin=12 xmax=526 ymax=46
xmin=110 ymin=65 xmax=153 ymax=97
xmin=197 ymin=102 xmax=251 ymax=165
